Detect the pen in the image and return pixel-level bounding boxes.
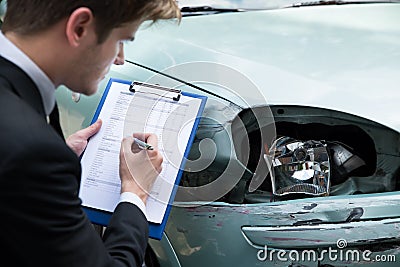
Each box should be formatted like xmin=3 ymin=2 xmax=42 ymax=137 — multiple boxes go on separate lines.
xmin=133 ymin=137 xmax=154 ymax=150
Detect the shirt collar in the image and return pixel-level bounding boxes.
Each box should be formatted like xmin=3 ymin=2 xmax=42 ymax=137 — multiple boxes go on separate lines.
xmin=0 ymin=31 xmax=55 ymax=115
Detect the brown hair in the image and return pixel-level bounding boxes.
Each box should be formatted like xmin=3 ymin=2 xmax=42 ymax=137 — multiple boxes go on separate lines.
xmin=2 ymin=0 xmax=181 ymax=43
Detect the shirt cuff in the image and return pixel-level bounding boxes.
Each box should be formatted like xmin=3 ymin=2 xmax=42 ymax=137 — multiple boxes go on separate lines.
xmin=119 ymin=192 xmax=147 ymax=220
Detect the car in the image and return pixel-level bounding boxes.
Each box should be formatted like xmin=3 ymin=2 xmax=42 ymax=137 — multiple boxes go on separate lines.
xmin=34 ymin=0 xmax=400 ymax=266
xmin=0 ymin=0 xmax=5 ymax=26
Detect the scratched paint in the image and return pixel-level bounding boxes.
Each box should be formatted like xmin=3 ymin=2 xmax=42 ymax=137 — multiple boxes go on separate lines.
xmin=165 ymin=192 xmax=400 ymax=267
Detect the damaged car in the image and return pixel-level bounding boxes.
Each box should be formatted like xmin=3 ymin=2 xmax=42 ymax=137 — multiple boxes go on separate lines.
xmin=53 ymin=0 xmax=400 ymax=266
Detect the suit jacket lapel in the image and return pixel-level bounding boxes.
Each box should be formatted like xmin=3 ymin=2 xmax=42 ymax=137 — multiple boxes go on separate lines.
xmin=0 ymin=56 xmax=46 ymax=118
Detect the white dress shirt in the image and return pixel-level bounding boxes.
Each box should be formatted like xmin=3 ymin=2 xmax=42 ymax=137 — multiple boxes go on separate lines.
xmin=0 ymin=31 xmax=55 ymax=115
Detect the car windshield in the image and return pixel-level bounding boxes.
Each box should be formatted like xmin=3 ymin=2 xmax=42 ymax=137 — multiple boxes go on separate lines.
xmin=0 ymin=1 xmax=6 ymax=20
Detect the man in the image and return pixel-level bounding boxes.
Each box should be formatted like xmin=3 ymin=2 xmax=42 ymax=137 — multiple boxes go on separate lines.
xmin=0 ymin=1 xmax=180 ymax=266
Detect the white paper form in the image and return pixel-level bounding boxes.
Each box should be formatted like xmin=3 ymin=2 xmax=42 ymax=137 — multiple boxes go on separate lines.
xmin=79 ymin=81 xmax=202 ymax=224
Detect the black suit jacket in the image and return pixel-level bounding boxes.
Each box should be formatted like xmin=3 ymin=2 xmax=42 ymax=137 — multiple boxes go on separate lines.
xmin=0 ymin=56 xmax=149 ymax=267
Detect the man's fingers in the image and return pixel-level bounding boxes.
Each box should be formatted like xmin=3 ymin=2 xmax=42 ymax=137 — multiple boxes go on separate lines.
xmin=131 ymin=133 xmax=158 ymax=150
xmin=145 ymin=133 xmax=158 ymax=149
xmin=131 ymin=132 xmax=150 ymax=140
xmin=121 ymin=136 xmax=134 ymax=155
xmin=80 ymin=119 xmax=102 ymax=139
xmin=88 ymin=119 xmax=102 ymax=135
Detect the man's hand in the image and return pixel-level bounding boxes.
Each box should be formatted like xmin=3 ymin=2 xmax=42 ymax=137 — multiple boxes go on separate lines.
xmin=66 ymin=119 xmax=102 ymax=157
xmin=119 ymin=133 xmax=163 ymax=204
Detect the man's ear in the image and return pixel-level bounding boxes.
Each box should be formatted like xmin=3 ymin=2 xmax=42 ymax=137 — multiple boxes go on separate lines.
xmin=65 ymin=7 xmax=95 ymax=47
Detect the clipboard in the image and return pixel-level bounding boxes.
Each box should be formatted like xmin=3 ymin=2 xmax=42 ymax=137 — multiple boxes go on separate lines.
xmin=79 ymin=78 xmax=207 ymax=240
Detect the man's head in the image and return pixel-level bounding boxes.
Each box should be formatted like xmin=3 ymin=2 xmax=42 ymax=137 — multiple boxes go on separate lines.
xmin=2 ymin=0 xmax=180 ymax=95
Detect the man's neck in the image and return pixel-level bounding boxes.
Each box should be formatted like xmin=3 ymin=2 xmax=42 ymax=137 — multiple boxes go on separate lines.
xmin=6 ymin=31 xmax=57 ymax=84
xmin=3 ymin=20 xmax=73 ymax=88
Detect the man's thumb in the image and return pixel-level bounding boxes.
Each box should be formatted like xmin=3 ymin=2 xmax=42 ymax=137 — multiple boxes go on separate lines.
xmin=82 ymin=119 xmax=102 ymax=138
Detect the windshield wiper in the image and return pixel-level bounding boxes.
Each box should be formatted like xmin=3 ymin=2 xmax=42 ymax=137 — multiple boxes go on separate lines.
xmin=287 ymin=0 xmax=400 ymax=8
xmin=124 ymin=59 xmax=243 ymax=109
xmin=181 ymin=6 xmax=245 ymax=16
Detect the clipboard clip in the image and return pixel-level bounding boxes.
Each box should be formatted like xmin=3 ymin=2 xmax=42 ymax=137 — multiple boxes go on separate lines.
xmin=129 ymin=81 xmax=181 ymax=101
